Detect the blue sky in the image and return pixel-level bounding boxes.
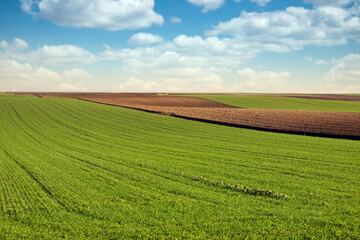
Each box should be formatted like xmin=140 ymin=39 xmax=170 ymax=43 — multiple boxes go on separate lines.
xmin=0 ymin=0 xmax=359 ymax=93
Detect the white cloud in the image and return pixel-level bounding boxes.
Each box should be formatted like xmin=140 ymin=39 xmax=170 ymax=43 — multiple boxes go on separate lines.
xmin=0 ymin=60 xmax=61 ymax=80
xmin=170 ymin=17 xmax=182 ymax=24
xmin=158 ymin=69 xmax=225 ymax=92
xmin=63 ymin=68 xmax=92 ymax=79
xmin=112 ymin=67 xmax=295 ymax=93
xmin=303 ymin=0 xmax=356 ymax=7
xmin=103 ymin=34 xmax=296 ymax=93
xmin=19 ymin=45 xmax=96 ymax=66
xmin=0 ymin=60 xmax=61 ymax=91
xmin=114 ymin=69 xmax=225 ymax=92
xmin=58 ymin=83 xmax=88 ymax=92
xmin=20 ymin=0 xmax=164 ymax=31
xmin=114 ymin=77 xmax=161 ymax=92
xmin=304 ymin=56 xmax=332 ymax=65
xmin=207 ymin=6 xmax=360 ymax=51
xmin=0 ymin=41 xmax=96 ymax=67
xmin=20 ymin=0 xmax=35 ymax=15
xmin=101 ymin=35 xmax=258 ymax=77
xmin=0 ymin=59 xmax=91 ymax=91
xmin=128 ymin=33 xmax=164 ymax=45
xmin=250 ymin=0 xmax=271 ymax=7
xmin=0 ymin=38 xmax=29 ymax=51
xmin=102 ymin=33 xmax=299 ymax=92
xmin=321 ymin=54 xmax=360 ymax=92
xmin=237 ymin=68 xmax=290 ymax=92
xmin=187 ymin=0 xmax=226 ymax=12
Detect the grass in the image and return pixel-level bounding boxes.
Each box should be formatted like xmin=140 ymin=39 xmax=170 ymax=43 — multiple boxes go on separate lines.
xmin=187 ymin=94 xmax=360 ymax=112
xmin=0 ymin=95 xmax=359 ymax=239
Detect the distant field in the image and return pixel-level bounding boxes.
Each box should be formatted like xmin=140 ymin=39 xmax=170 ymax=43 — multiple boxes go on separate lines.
xmin=17 ymin=93 xmax=360 ymax=139
xmin=188 ymin=94 xmax=360 ymax=112
xmin=1 ymin=95 xmax=359 ymax=239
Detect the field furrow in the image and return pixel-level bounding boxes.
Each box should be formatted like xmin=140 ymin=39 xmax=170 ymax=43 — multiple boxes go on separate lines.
xmin=1 ymin=95 xmax=359 ymax=239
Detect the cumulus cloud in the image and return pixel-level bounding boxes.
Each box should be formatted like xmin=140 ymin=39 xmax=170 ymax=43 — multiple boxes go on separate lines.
xmin=102 ymin=34 xmax=245 ymax=92
xmin=58 ymin=83 xmax=88 ymax=92
xmin=114 ymin=69 xmax=225 ymax=92
xmin=103 ymin=33 xmax=296 ymax=93
xmin=250 ymin=0 xmax=271 ymax=7
xmin=0 ymin=41 xmax=96 ymax=67
xmin=187 ymin=0 xmax=226 ymax=12
xmin=170 ymin=17 xmax=182 ymax=24
xmin=112 ymin=67 xmax=295 ymax=93
xmin=207 ymin=6 xmax=360 ymax=51
xmin=158 ymin=69 xmax=225 ymax=92
xmin=321 ymin=54 xmax=360 ymax=92
xmin=0 ymin=38 xmax=29 ymax=51
xmin=0 ymin=60 xmax=90 ymax=91
xmin=0 ymin=60 xmax=61 ymax=91
xmin=18 ymin=45 xmax=96 ymax=66
xmin=101 ymin=33 xmax=301 ymax=92
xmin=114 ymin=77 xmax=161 ymax=92
xmin=237 ymin=68 xmax=290 ymax=92
xmin=128 ymin=33 xmax=164 ymax=45
xmin=101 ymin=35 xmax=258 ymax=77
xmin=63 ymin=68 xmax=92 ymax=79
xmin=20 ymin=0 xmax=164 ymax=31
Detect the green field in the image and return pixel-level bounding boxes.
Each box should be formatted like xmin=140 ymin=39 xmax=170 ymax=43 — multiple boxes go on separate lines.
xmin=188 ymin=94 xmax=360 ymax=112
xmin=1 ymin=95 xmax=359 ymax=239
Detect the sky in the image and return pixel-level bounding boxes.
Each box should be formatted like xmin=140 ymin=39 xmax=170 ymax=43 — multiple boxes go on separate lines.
xmin=0 ymin=0 xmax=359 ymax=93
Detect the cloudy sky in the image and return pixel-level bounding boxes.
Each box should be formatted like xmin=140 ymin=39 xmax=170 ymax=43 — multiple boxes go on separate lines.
xmin=0 ymin=0 xmax=359 ymax=93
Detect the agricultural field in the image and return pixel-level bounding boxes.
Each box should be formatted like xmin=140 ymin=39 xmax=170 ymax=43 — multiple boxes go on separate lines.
xmin=1 ymin=95 xmax=359 ymax=239
xmin=187 ymin=94 xmax=360 ymax=112
xmin=23 ymin=93 xmax=359 ymax=139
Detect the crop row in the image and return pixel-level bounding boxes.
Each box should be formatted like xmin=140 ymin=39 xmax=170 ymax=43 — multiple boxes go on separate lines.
xmin=0 ymin=95 xmax=359 ymax=239
xmin=189 ymin=94 xmax=360 ymax=112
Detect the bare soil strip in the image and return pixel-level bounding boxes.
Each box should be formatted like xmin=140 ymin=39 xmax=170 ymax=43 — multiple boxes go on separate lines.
xmin=16 ymin=93 xmax=360 ymax=140
xmin=17 ymin=92 xmax=232 ymax=108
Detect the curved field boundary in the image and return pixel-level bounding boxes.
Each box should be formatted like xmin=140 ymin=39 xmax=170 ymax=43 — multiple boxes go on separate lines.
xmin=13 ymin=93 xmax=360 ymax=140
xmin=16 ymin=92 xmax=234 ymax=108
xmin=187 ymin=94 xmax=360 ymax=112
xmin=1 ymin=95 xmax=360 ymax=239
xmin=78 ymin=98 xmax=360 ymax=140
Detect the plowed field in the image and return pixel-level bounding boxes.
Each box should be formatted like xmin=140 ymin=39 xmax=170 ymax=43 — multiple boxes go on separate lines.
xmin=18 ymin=92 xmax=231 ymax=108
xmin=16 ymin=93 xmax=360 ymax=139
xmin=2 ymin=95 xmax=359 ymax=239
xmin=123 ymin=106 xmax=359 ymax=139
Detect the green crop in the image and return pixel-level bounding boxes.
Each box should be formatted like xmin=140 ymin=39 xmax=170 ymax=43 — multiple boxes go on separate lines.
xmin=0 ymin=95 xmax=359 ymax=239
xmin=188 ymin=94 xmax=360 ymax=112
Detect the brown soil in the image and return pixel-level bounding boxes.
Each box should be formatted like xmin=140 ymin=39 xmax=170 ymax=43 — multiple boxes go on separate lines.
xmin=16 ymin=92 xmax=360 ymax=139
xmin=81 ymin=96 xmax=232 ymax=108
xmin=17 ymin=92 xmax=232 ymax=108
xmin=128 ymin=106 xmax=360 ymax=139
